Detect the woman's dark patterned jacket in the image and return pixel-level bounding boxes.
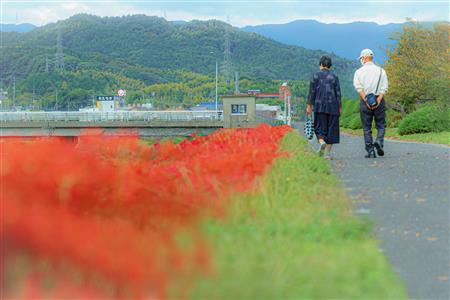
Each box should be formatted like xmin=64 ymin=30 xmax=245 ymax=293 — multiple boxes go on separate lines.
xmin=307 ymin=69 xmax=342 ymax=116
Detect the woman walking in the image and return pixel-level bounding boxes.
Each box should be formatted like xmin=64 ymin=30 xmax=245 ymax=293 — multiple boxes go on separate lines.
xmin=306 ymin=56 xmax=342 ymax=159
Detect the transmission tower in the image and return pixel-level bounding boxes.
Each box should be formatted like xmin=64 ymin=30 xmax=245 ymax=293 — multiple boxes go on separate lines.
xmin=55 ymin=25 xmax=64 ymax=73
xmin=222 ymin=16 xmax=233 ymax=86
xmin=45 ymin=56 xmax=49 ymax=72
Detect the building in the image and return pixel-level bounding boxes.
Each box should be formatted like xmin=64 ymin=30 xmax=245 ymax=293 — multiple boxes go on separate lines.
xmin=255 ymin=93 xmax=280 ymax=101
xmin=96 ymin=96 xmax=120 ymax=112
xmin=247 ymin=83 xmax=291 ymax=102
xmin=222 ymin=95 xmax=256 ymax=128
xmin=0 ymin=89 xmax=7 ymax=102
xmin=256 ymin=103 xmax=282 ymax=119
xmin=279 ymin=82 xmax=292 ymax=100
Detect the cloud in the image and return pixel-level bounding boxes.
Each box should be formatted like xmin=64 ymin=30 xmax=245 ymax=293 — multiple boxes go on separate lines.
xmin=1 ymin=1 xmax=447 ymax=27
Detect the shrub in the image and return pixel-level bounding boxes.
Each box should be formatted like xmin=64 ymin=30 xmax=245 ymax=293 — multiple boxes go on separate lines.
xmin=347 ymin=114 xmax=362 ymax=130
xmin=340 ymin=100 xmax=362 ymax=129
xmin=398 ymin=105 xmax=448 ymax=135
xmin=341 ymin=99 xmax=359 ymax=117
xmin=386 ymin=109 xmax=403 ymax=128
xmin=340 ymin=115 xmax=351 ymax=128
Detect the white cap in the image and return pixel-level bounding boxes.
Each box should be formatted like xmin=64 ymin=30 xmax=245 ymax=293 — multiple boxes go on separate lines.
xmin=359 ymin=48 xmax=374 ymax=59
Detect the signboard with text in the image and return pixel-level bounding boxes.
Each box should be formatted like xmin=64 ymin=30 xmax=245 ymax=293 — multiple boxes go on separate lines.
xmin=97 ymin=96 xmax=120 ymax=101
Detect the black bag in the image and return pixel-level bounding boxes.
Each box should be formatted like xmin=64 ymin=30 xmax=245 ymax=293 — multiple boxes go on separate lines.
xmin=365 ymin=93 xmax=377 ymax=107
xmin=365 ymin=67 xmax=383 ymax=107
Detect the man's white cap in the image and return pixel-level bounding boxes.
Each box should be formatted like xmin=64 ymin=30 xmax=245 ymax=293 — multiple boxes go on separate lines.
xmin=359 ymin=48 xmax=374 ymax=59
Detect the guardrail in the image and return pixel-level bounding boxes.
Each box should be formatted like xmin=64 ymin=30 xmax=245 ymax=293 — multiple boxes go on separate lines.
xmin=0 ymin=111 xmax=224 ymax=122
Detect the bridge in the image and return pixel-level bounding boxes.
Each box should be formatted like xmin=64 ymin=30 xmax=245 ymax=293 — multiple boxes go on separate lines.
xmin=0 ymin=111 xmax=224 ymax=137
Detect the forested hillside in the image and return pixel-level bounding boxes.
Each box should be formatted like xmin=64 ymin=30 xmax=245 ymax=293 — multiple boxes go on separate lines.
xmin=1 ymin=14 xmax=358 ymax=109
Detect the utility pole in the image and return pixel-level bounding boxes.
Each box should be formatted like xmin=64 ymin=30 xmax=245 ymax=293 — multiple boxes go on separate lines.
xmin=32 ymin=86 xmax=36 ymax=110
xmin=287 ymin=95 xmax=292 ymax=126
xmin=55 ymin=87 xmax=58 ymax=111
xmin=215 ymin=59 xmax=218 ymax=111
xmin=235 ymin=71 xmax=239 ymax=94
xmin=45 ymin=56 xmax=49 ymax=73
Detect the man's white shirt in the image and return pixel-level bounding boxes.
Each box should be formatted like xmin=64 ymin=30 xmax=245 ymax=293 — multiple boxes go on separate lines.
xmin=353 ymin=61 xmax=388 ymax=95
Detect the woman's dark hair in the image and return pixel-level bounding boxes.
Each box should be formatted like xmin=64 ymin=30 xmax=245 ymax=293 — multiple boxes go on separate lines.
xmin=319 ymin=56 xmax=332 ymax=68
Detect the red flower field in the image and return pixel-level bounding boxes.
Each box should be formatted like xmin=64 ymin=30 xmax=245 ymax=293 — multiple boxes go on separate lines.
xmin=1 ymin=124 xmax=291 ymax=299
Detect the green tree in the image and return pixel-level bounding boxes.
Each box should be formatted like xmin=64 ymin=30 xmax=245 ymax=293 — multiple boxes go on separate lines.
xmin=385 ymin=21 xmax=449 ymax=113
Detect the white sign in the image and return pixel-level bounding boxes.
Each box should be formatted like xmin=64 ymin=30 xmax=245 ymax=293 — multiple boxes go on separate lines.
xmin=118 ymin=89 xmax=126 ymax=97
xmin=97 ymin=96 xmax=114 ymax=101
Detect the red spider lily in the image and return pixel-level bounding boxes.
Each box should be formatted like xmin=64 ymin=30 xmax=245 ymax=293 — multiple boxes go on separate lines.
xmin=1 ymin=124 xmax=291 ymax=299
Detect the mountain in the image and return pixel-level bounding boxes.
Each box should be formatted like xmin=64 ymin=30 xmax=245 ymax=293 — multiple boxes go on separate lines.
xmin=1 ymin=14 xmax=359 ymax=109
xmin=242 ymin=20 xmax=407 ymax=63
xmin=1 ymin=23 xmax=37 ymax=32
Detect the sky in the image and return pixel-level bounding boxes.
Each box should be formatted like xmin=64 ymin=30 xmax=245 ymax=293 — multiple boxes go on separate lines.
xmin=0 ymin=0 xmax=448 ymax=27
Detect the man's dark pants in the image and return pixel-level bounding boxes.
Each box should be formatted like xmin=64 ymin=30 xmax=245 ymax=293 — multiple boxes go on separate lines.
xmin=360 ymin=99 xmax=386 ymax=153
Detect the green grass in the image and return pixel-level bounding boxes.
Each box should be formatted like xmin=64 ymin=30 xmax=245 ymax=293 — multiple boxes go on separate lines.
xmin=190 ymin=131 xmax=407 ymax=299
xmin=342 ymin=127 xmax=450 ymax=146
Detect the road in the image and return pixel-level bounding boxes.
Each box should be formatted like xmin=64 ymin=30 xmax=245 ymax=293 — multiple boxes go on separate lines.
xmin=316 ymin=133 xmax=450 ymax=299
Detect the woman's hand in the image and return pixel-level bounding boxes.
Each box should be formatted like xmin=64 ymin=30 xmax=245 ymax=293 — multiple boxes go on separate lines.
xmin=306 ymin=104 xmax=312 ymax=115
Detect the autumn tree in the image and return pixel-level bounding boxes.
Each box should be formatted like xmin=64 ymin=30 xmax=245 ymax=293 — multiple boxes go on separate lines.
xmin=385 ymin=21 xmax=449 ymax=113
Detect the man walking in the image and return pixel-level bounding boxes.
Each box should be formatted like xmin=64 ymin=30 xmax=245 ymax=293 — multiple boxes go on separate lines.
xmin=353 ymin=49 xmax=388 ymax=158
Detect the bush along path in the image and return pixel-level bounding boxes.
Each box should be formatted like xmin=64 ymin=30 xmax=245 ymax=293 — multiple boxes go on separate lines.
xmin=316 ymin=131 xmax=450 ymax=299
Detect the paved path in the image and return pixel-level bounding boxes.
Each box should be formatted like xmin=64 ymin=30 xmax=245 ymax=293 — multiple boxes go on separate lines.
xmin=320 ymin=133 xmax=449 ymax=299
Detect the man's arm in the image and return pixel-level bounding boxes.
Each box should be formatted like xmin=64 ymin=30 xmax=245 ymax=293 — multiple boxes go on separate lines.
xmin=354 ymin=70 xmax=373 ymax=109
xmin=353 ymin=70 xmax=365 ymax=100
xmin=358 ymin=90 xmax=366 ymax=101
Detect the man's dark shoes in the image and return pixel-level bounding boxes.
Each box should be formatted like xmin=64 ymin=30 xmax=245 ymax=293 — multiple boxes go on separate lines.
xmin=373 ymin=141 xmax=384 ymax=156
xmin=365 ymin=151 xmax=377 ymax=158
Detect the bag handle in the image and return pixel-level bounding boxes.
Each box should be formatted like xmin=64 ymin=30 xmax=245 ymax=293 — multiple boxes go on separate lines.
xmin=375 ymin=67 xmax=382 ymax=96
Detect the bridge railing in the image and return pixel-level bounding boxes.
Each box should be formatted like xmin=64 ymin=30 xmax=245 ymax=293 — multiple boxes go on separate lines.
xmin=0 ymin=111 xmax=224 ymax=122
xmin=255 ymin=112 xmax=286 ymax=126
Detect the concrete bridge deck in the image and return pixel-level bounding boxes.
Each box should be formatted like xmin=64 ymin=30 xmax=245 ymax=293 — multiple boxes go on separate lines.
xmin=1 ymin=111 xmax=224 ymax=137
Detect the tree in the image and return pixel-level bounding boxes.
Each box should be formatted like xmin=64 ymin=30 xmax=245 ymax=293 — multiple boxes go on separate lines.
xmin=385 ymin=21 xmax=449 ymax=113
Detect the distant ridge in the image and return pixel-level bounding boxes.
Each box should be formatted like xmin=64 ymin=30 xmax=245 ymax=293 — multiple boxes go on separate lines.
xmin=243 ymin=20 xmax=411 ymax=62
xmin=1 ymin=23 xmax=37 ymax=32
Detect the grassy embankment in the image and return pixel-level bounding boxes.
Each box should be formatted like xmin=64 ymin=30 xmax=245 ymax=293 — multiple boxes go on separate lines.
xmin=190 ymin=131 xmax=407 ymax=299
xmin=339 ymin=99 xmax=449 ymax=146
xmin=341 ymin=127 xmax=449 ymax=146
